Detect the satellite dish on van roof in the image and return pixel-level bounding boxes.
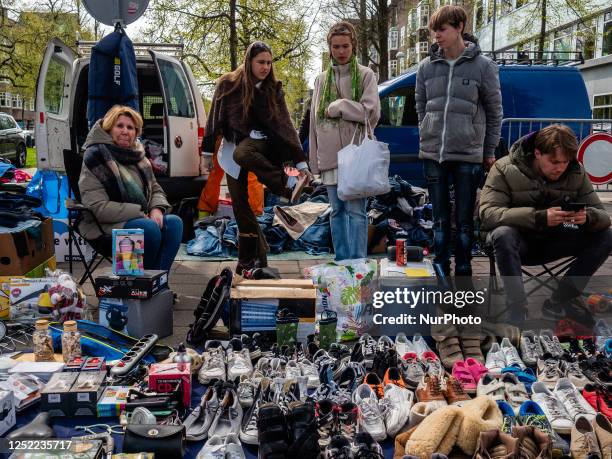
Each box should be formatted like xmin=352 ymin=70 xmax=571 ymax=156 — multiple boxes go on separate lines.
xmin=82 ymin=0 xmax=150 ymax=27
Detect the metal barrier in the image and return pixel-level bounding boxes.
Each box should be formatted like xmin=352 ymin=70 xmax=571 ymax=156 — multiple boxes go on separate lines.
xmin=500 ymin=118 xmax=612 ymax=190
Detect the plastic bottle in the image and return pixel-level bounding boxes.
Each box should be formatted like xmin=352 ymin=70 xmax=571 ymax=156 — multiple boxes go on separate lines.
xmin=61 ymin=320 xmax=82 ymax=362
xmin=33 ymin=319 xmax=55 ymax=362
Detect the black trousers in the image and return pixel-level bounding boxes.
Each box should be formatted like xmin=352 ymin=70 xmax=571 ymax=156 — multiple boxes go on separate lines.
xmin=490 ymin=225 xmax=612 ymax=307
xmin=228 ymin=138 xmax=290 ymax=266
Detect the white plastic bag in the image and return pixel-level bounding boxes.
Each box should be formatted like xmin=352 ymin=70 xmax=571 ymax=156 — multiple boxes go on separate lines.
xmin=337 ymin=117 xmax=390 ymax=201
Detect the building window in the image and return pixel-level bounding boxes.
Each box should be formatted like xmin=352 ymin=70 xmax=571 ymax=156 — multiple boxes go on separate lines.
xmin=399 ymin=57 xmax=405 ymax=73
xmin=409 ymin=9 xmax=417 ymax=32
xmin=0 ymin=92 xmax=9 ymax=108
xmin=576 ymin=25 xmax=596 ymax=60
xmin=389 ymin=29 xmax=399 ymax=51
xmin=553 ymin=27 xmax=573 ymax=61
xmin=593 ymin=93 xmax=612 ymax=119
xmin=400 ymin=26 xmax=406 ymax=47
xmin=12 ymin=94 xmax=22 ymax=109
xmin=603 ymin=12 xmax=612 ymax=56
xmin=390 ymin=59 xmax=398 ymax=78
xmin=418 ymin=41 xmax=429 ymax=54
xmin=419 ymin=3 xmax=430 ymax=28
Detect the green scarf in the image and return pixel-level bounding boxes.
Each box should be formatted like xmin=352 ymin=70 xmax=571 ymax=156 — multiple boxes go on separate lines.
xmin=317 ymin=56 xmax=362 ymax=123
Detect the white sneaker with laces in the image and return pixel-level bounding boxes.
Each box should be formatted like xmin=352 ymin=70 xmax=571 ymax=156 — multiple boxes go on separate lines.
xmin=198 ymin=349 xmax=226 ymax=384
xmin=209 ymin=389 xmax=243 ymax=439
xmin=227 ymin=349 xmax=253 ymax=381
xmin=196 ymin=435 xmax=225 ymax=459
xmin=380 ymin=383 xmax=413 ymax=437
xmin=553 ymin=377 xmax=596 ymax=421
xmin=352 ymin=383 xmax=386 ymax=441
xmin=485 ymin=342 xmax=506 ymax=375
xmin=412 ymin=333 xmax=432 ymax=359
xmin=285 ymin=360 xmax=302 ymax=381
xmin=531 ymin=381 xmax=573 ymax=434
xmin=501 ymin=337 xmax=526 ymax=369
xmin=298 ymin=359 xmax=320 ymax=388
xmin=395 ymin=332 xmax=415 ymax=357
xmin=237 ymin=375 xmax=256 ymax=408
xmin=224 ymin=433 xmax=245 ymax=459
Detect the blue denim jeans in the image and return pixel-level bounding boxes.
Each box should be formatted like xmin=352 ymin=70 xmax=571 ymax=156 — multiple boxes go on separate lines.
xmin=423 ymin=160 xmax=483 ymax=275
xmin=326 ymin=185 xmax=367 ymax=261
xmin=124 ymin=214 xmax=183 ymax=271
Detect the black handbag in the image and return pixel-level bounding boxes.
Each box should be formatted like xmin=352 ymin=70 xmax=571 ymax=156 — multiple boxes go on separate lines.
xmin=122 ymin=424 xmax=185 ymax=457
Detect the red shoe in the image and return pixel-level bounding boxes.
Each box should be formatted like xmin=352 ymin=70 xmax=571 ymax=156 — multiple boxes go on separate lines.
xmin=555 ymin=318 xmax=593 ymax=339
xmin=582 ymin=384 xmax=612 ymax=420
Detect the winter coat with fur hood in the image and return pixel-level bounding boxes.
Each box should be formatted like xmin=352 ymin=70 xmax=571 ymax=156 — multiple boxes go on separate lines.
xmin=202 ymin=78 xmax=305 ymax=166
xmin=415 ymin=35 xmax=502 ymax=163
xmin=78 ymin=122 xmax=170 ymax=240
xmin=479 ymin=131 xmax=611 ymax=233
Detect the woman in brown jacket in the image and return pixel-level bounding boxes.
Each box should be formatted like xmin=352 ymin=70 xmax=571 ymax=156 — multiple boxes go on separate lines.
xmin=79 ymin=105 xmax=182 ymax=271
xmin=202 ymin=41 xmax=312 ymax=276
xmin=309 ymin=22 xmax=381 ymax=260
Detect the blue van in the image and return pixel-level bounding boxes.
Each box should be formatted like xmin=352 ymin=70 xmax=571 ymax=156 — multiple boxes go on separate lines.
xmin=374 ymin=65 xmax=592 ymax=186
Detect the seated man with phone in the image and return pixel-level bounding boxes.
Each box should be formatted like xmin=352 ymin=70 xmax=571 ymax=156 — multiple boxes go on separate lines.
xmin=479 ymin=124 xmax=612 ymax=319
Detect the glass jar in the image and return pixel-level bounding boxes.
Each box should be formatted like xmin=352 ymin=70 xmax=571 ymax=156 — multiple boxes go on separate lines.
xmin=33 ymin=319 xmax=54 ymax=362
xmin=61 ymin=320 xmax=82 ymax=362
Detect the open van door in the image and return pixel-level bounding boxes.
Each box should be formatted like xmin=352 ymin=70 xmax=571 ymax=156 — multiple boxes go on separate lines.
xmin=149 ymin=50 xmax=199 ymax=177
xmin=35 ymin=38 xmax=75 ymax=171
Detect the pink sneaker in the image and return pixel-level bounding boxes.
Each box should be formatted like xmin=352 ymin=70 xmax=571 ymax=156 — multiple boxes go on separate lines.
xmin=452 ymin=360 xmax=477 ymax=393
xmin=465 ymin=357 xmax=489 ymax=382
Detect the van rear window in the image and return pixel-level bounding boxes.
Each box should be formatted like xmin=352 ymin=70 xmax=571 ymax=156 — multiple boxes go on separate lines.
xmin=157 ymin=60 xmax=195 ymax=118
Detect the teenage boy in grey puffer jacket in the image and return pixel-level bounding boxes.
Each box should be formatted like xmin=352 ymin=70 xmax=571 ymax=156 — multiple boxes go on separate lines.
xmin=416 ymin=5 xmax=503 ymax=277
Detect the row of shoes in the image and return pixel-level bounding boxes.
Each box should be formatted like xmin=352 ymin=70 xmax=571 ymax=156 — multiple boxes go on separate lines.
xmin=537 ymin=352 xmax=591 ymax=389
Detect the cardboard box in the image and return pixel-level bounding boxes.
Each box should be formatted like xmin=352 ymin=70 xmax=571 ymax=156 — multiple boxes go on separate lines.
xmin=0 ymin=389 xmax=16 ymax=436
xmin=0 ymin=217 xmax=54 ymax=276
xmin=52 ymin=218 xmax=94 ymax=263
xmin=112 ymin=229 xmax=144 ymax=276
xmin=94 ymin=270 xmax=168 ymax=299
xmin=97 ymin=386 xmax=131 ymax=417
xmin=71 ymin=371 xmax=106 ymax=416
xmin=148 ymin=363 xmax=191 ymax=408
xmin=40 ymin=371 xmax=78 ymax=417
xmin=230 ymin=279 xmax=316 ymax=344
xmin=9 ymin=277 xmax=55 ymax=320
xmin=0 ymin=256 xmax=57 ymax=319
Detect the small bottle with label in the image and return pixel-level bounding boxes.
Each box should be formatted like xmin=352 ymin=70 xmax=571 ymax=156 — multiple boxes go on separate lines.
xmin=61 ymin=320 xmax=82 ymax=363
xmin=33 ymin=319 xmax=55 ymax=362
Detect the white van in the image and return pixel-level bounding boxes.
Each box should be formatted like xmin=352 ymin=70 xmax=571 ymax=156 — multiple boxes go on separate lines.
xmin=35 ymin=38 xmax=208 ymax=203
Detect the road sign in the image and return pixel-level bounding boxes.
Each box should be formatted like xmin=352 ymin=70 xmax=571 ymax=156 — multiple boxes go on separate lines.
xmin=577 ymin=132 xmax=612 ymax=185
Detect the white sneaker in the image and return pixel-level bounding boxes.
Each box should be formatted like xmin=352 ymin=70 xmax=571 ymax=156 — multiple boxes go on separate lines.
xmin=531 ymin=381 xmax=573 ymax=434
xmin=378 ymin=335 xmax=394 ymax=352
xmin=520 ymin=330 xmax=544 ymax=367
xmin=237 ymin=375 xmax=256 ymax=408
xmin=501 ymin=337 xmax=526 ymax=369
xmin=477 ymin=373 xmax=506 ymax=402
xmin=285 ymin=360 xmax=302 ymax=381
xmin=227 ymin=349 xmax=253 ymax=381
xmin=185 ymin=385 xmax=219 ymax=441
xmin=485 ymin=342 xmax=506 ymax=375
xmin=540 ymin=329 xmax=564 ymax=358
xmin=565 ymin=361 xmax=590 ymax=390
xmin=209 ymin=389 xmax=243 ymax=439
xmin=537 ymin=356 xmax=563 ymax=389
xmin=380 ymin=384 xmax=413 ymax=437
xmin=500 ymin=373 xmax=529 ymax=413
xmin=197 ymin=435 xmax=225 ymax=459
xmin=198 ymin=349 xmax=226 ymax=384
xmin=298 ymin=359 xmax=320 ymax=388
xmin=352 ymin=383 xmax=386 ymax=441
xmin=412 ymin=333 xmax=432 ymax=359
xmin=224 ymin=433 xmax=245 ymax=459
xmin=395 ymin=332 xmax=415 ymax=358
xmin=359 ymin=335 xmax=378 ymax=368
xmin=553 ymin=377 xmax=596 ymax=421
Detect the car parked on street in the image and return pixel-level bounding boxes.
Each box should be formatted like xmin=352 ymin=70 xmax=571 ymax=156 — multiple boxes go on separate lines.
xmin=0 ymin=113 xmax=27 ymax=167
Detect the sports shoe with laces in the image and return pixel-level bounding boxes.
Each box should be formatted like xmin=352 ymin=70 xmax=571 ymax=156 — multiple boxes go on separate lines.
xmin=353 ymin=432 xmax=384 ymax=459
xmin=380 ymin=383 xmax=413 ymax=436
xmin=540 ymin=329 xmax=564 ymax=358
xmin=395 ymin=332 xmax=414 ymax=357
xmin=422 ymin=351 xmax=444 ymax=377
xmin=199 ymin=348 xmax=227 ymax=384
xmin=530 ymin=381 xmax=573 ymax=433
xmin=496 ymin=400 xmax=516 ymax=434
xmin=185 ymin=383 xmax=220 ymax=441
xmin=383 ymin=366 xmax=409 ymax=389
xmin=299 ymin=359 xmax=320 ymax=388
xmin=197 ymin=435 xmax=225 ymax=459
xmin=224 ymin=433 xmax=245 ymax=459
xmin=237 ymin=374 xmax=257 ymax=408
xmin=365 ymin=372 xmax=385 ymax=399
xmin=444 ymin=375 xmax=471 ymax=406
xmin=582 ymin=384 xmax=612 ymax=420
xmin=486 ymin=342 xmax=507 ymax=375
xmin=209 ymin=388 xmax=243 ymax=439
xmin=554 ymin=377 xmax=596 ymax=421
xmin=372 ymin=349 xmax=398 ymax=380
xmin=520 ymin=331 xmax=544 ymax=367
xmin=345 ymin=361 xmax=366 ymax=387
xmin=337 ymin=402 xmax=359 ymax=438
xmin=412 ymin=333 xmax=432 ymax=358
xmin=565 ymin=360 xmax=591 ymax=390
xmin=571 ymin=415 xmax=602 ymax=459
xmin=359 ymin=334 xmax=378 ymax=369
xmin=518 ymin=400 xmax=570 ymax=456
xmin=537 ymin=353 xmax=563 ymax=389
xmin=240 ymin=378 xmax=271 ymax=445
xmin=325 ymin=435 xmax=354 ymax=459
xmin=285 ymin=360 xmax=302 ymax=381
xmin=227 ymin=349 xmax=253 ymax=381
xmin=400 ymin=353 xmax=425 ymax=389
xmin=377 ymin=335 xmax=394 ymax=353
xmin=316 ymin=398 xmax=337 ymax=448
xmin=257 ymin=402 xmax=289 ymax=458
xmin=352 ymin=384 xmax=386 ymax=441
xmin=416 ymin=374 xmax=447 ymax=408
xmin=240 ymin=334 xmax=261 ymax=360
xmin=501 ymin=337 xmax=526 ymax=369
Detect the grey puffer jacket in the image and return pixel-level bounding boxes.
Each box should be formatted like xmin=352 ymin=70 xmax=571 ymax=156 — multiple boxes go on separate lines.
xmin=415 ymin=37 xmax=503 ymax=163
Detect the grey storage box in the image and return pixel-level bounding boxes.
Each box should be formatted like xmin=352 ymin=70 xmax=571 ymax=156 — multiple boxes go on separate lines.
xmin=126 ymin=288 xmax=174 ymax=338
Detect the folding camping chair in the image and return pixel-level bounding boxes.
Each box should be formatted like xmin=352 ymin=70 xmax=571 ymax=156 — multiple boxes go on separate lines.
xmin=62 ymin=149 xmax=113 ymax=288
